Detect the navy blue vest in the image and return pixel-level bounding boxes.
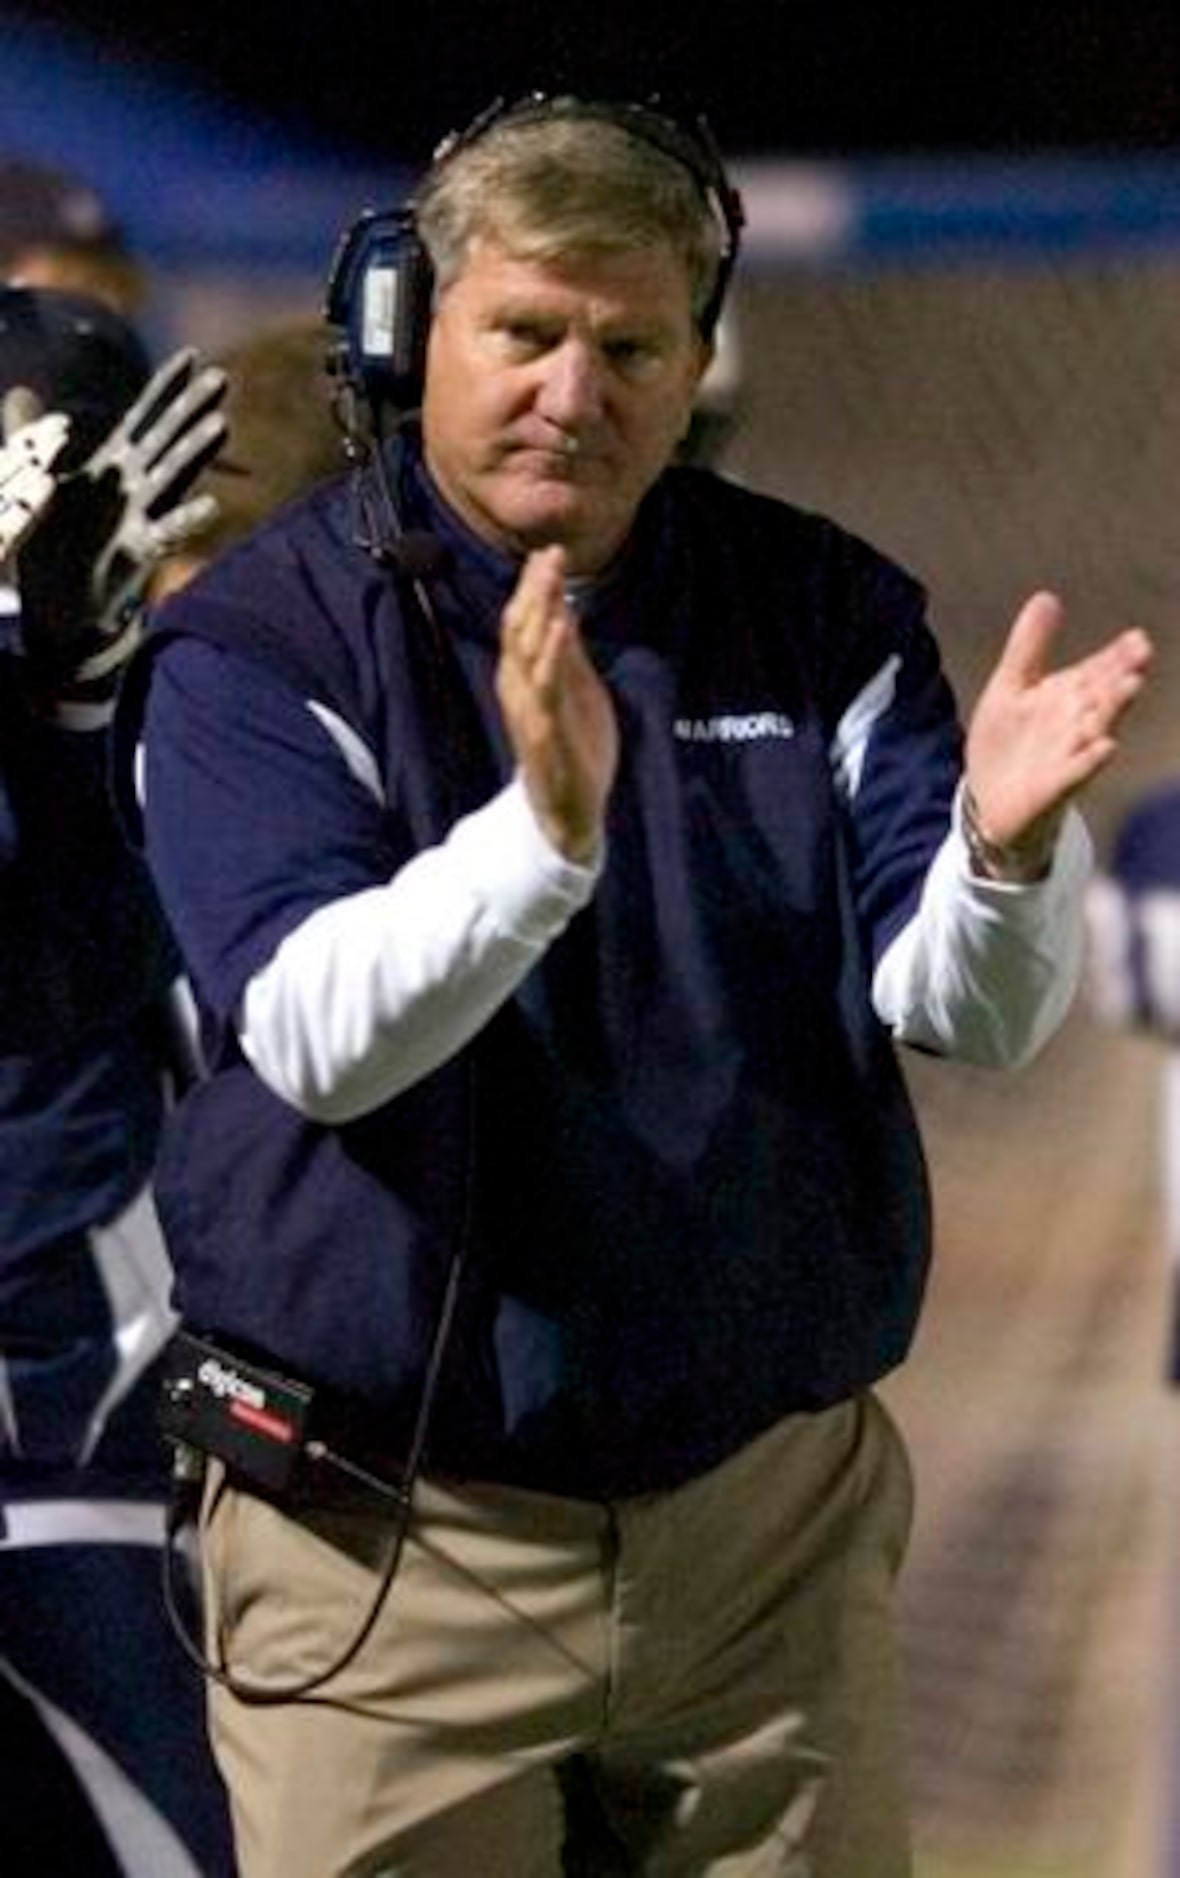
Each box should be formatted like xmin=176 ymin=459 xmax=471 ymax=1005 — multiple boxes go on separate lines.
xmin=120 ymin=441 xmax=958 ymax=1496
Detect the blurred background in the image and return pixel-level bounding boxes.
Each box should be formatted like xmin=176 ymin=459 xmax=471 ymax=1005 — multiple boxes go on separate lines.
xmin=4 ymin=3 xmax=1180 ymax=1873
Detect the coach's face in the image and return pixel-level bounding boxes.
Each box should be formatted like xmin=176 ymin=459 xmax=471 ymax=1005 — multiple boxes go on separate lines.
xmin=421 ymin=235 xmax=709 ymax=576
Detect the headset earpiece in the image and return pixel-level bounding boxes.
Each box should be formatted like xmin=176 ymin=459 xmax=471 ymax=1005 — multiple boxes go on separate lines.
xmin=323 ymin=206 xmax=433 ymax=418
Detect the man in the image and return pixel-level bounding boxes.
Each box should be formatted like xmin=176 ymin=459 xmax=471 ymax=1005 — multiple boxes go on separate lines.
xmin=0 ymin=155 xmax=144 ymax=315
xmin=129 ymin=97 xmax=1152 ymax=1877
xmin=0 ymin=285 xmax=234 ymax=1874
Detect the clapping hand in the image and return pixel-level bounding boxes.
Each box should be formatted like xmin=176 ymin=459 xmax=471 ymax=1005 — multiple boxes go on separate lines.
xmin=964 ymin=591 xmax=1154 ymax=877
xmin=496 ymin=545 xmax=619 ymax=864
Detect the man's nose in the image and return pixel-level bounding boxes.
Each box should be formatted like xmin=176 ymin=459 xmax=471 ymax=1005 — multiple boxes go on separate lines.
xmin=536 ymin=340 xmax=605 ymax=426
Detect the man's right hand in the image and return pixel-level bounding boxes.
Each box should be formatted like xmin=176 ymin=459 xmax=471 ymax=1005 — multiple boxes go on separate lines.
xmin=496 ymin=545 xmax=619 ymax=864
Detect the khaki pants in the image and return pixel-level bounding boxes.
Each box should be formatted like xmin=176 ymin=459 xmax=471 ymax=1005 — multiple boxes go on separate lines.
xmin=203 ymin=1393 xmax=914 ymax=1877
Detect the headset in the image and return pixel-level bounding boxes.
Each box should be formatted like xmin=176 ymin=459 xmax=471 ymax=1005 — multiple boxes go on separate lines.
xmin=323 ymin=91 xmax=746 ymax=426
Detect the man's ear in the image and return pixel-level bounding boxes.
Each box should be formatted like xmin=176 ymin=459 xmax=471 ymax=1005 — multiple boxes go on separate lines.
xmin=677 ymin=334 xmax=714 ymax=442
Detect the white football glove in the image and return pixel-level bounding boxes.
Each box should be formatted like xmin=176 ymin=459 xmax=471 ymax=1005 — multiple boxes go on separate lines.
xmin=14 ymin=347 xmax=228 ymax=691
xmin=82 ymin=346 xmax=229 ymax=633
xmin=0 ymin=400 xmax=71 ymax=566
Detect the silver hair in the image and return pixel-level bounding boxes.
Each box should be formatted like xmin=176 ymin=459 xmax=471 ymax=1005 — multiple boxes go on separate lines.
xmin=413 ymin=108 xmax=724 ymax=331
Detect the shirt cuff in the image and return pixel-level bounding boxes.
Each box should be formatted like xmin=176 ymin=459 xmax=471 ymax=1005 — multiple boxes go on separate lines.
xmin=950 ymin=784 xmax=1092 ymax=905
xmin=444 ymin=774 xmax=602 ymax=948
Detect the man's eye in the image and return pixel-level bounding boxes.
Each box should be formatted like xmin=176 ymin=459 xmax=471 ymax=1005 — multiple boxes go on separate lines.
xmin=605 ymin=339 xmax=659 ymax=374
xmin=500 ymin=322 xmax=551 ymax=355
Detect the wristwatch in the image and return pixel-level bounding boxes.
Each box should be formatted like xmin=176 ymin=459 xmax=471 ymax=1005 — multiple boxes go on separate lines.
xmin=961 ymin=784 xmax=1054 ymax=884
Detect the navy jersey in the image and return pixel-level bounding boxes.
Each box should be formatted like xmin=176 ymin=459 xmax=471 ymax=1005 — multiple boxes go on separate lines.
xmin=0 ymin=646 xmax=181 ymax=1488
xmin=0 ymin=652 xmax=175 ymax=1250
xmin=0 ymin=636 xmax=236 ymax=1874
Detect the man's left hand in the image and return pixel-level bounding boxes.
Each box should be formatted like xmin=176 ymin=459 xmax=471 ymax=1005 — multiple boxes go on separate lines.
xmin=964 ymin=591 xmax=1153 ymax=874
